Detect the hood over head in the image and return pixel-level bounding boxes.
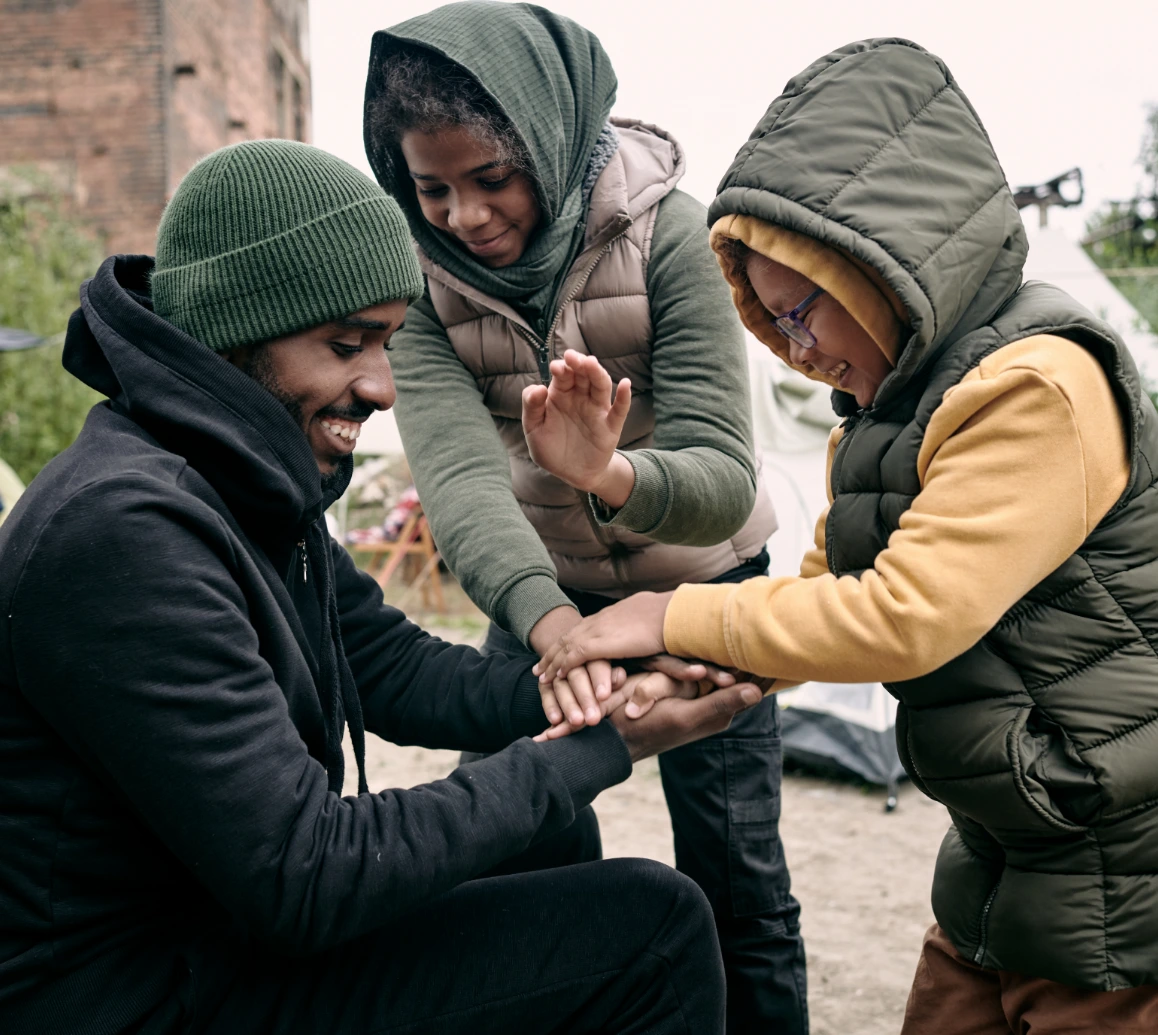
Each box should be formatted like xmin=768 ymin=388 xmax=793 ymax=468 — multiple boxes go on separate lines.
xmin=66 ymin=256 xmax=349 ymax=534
xmin=364 ymin=1 xmax=617 ymax=312
xmin=708 ymin=38 xmax=1028 ymax=409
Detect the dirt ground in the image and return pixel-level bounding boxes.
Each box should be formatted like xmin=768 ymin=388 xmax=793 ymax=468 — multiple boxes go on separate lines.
xmin=349 ymin=591 xmax=951 ymax=1034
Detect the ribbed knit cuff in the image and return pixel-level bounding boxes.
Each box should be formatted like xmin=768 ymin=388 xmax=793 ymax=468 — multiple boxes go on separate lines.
xmin=539 ymin=720 xmax=632 ymax=813
xmin=663 ymin=582 xmax=739 ymax=668
xmin=510 ymin=668 xmax=550 ymax=739
xmin=589 ymin=450 xmax=672 ymax=535
xmin=492 ymin=574 xmax=578 ymax=647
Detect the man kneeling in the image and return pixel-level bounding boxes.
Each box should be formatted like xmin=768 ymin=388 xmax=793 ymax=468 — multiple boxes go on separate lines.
xmin=0 ymin=140 xmax=759 ymax=1034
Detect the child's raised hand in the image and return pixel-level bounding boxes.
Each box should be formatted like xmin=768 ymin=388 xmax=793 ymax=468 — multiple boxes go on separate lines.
xmin=522 ymin=350 xmax=634 ymax=507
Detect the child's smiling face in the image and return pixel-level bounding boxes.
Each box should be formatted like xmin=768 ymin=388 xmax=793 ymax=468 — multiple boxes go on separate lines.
xmin=401 ymin=125 xmax=541 ymax=269
xmin=745 ymin=253 xmax=893 ymax=409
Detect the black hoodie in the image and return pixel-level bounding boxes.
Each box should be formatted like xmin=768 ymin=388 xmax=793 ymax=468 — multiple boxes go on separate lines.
xmin=0 ymin=257 xmax=630 ymax=1033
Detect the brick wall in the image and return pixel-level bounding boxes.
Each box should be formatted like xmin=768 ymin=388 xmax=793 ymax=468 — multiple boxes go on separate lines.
xmin=0 ymin=0 xmax=167 ymax=254
xmin=0 ymin=0 xmax=310 ymax=255
xmin=165 ymin=0 xmax=311 ymax=200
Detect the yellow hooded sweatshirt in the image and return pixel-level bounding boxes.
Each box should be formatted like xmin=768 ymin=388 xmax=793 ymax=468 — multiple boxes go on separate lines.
xmin=662 ymin=215 xmax=1131 ymax=688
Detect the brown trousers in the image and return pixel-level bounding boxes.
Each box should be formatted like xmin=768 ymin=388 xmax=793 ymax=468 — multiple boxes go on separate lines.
xmin=901 ymin=925 xmax=1158 ymax=1034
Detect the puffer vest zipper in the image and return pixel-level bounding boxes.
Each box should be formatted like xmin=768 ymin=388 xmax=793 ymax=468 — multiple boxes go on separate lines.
xmin=827 ymin=281 xmax=1158 ymax=989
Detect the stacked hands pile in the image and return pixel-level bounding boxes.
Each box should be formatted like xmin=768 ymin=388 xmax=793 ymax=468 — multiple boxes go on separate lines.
xmin=521 ymin=349 xmax=765 ymax=755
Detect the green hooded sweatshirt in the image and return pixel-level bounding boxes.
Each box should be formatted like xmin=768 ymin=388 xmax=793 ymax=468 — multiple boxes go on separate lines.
xmin=706 ymin=38 xmax=1158 ymax=989
xmin=363 ymin=2 xmax=760 ymax=643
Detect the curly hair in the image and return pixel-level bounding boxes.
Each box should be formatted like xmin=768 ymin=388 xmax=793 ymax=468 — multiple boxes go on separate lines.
xmin=367 ymin=48 xmax=530 ymax=178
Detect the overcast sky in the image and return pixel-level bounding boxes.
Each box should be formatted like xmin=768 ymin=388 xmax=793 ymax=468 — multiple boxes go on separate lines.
xmin=309 ymin=0 xmax=1156 ymax=240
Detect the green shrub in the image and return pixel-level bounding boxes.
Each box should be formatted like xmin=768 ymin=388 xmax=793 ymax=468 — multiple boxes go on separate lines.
xmin=0 ymin=171 xmax=103 ymax=484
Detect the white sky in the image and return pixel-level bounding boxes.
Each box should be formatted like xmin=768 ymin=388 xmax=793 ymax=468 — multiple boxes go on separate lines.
xmin=309 ymin=0 xmax=1157 ymax=239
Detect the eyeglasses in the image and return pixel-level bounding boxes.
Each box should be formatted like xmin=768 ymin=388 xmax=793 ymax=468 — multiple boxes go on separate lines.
xmin=773 ymin=287 xmax=825 ymax=349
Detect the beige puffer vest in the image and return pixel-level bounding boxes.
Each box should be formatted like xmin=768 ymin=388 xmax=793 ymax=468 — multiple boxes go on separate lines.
xmin=420 ymin=119 xmax=776 ymax=596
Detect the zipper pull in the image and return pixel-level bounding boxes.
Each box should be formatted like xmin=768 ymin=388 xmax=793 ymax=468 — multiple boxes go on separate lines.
xmin=298 ymin=539 xmax=307 ymax=583
xmin=537 ymin=344 xmax=551 ymax=383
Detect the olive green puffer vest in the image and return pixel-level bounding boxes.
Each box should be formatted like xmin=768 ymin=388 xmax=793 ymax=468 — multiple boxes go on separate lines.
xmin=421 ymin=120 xmax=775 ymax=595
xmin=828 ymin=282 xmax=1158 ymax=990
xmin=706 ymin=33 xmax=1158 ymax=989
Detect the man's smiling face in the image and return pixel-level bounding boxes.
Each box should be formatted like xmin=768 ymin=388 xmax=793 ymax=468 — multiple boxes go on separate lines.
xmin=226 ymin=300 xmax=408 ymax=486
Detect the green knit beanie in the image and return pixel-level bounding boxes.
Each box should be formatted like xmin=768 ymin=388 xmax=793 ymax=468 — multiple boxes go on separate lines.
xmin=152 ymin=139 xmax=423 ymax=352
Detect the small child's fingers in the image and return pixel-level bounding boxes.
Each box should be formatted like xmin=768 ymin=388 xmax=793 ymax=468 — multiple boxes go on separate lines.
xmin=630 ymin=671 xmax=691 ymax=708
xmin=549 ymin=357 xmax=575 ymax=390
xmin=521 ymin=384 xmax=548 ymax=428
xmin=641 ymin=654 xmax=706 ymax=682
xmin=539 ymin=684 xmax=562 ymax=725
xmin=701 ymin=664 xmax=735 ymax=688
xmin=584 ymin=355 xmax=614 ymax=408
xmin=624 ymin=696 xmax=657 ymax=719
xmin=563 ymin=354 xmax=600 ymax=406
xmin=534 ymin=720 xmax=578 ymax=742
xmin=586 ymin=659 xmax=613 ymax=701
xmin=611 ymin=666 xmax=627 ymax=690
xmin=623 ymin=673 xmax=678 ymax=719
xmin=553 ymin=679 xmax=584 ymax=728
xmin=610 ymin=378 xmax=632 ymax=421
xmin=566 ymin=667 xmax=602 ymax=726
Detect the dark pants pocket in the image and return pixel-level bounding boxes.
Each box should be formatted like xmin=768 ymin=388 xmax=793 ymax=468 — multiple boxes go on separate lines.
xmin=659 ymin=695 xmax=790 ymax=916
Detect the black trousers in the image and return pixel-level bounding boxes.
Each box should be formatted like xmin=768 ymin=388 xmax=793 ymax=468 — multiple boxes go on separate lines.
xmin=185 ymin=858 xmax=724 ymax=1034
xmin=475 ymin=551 xmax=809 ymax=1035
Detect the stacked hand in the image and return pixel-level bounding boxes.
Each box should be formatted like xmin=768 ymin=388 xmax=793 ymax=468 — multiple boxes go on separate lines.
xmin=535 ymin=653 xmax=738 ymax=741
xmin=536 ymin=664 xmax=764 ymax=763
xmin=531 ymin=591 xmax=775 ymax=759
xmin=522 ymin=349 xmax=635 ymax=509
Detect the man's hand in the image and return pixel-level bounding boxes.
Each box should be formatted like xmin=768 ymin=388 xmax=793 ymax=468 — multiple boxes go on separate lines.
xmin=529 ymin=606 xmax=620 ymax=727
xmin=522 ymin=350 xmax=635 ymax=509
xmin=534 ymin=591 xmax=673 ymax=687
xmin=611 ymin=683 xmax=763 ymax=762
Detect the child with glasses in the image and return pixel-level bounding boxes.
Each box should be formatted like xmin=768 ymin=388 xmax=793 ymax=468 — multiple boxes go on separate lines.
xmin=535 ymin=38 xmax=1158 ymax=1032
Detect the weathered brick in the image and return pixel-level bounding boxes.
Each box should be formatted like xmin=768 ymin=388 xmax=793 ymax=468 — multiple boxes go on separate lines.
xmin=0 ymin=0 xmax=311 ymax=255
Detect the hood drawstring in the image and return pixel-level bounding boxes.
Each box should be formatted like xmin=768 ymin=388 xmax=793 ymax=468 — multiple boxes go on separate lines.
xmin=306 ymin=521 xmax=369 ymax=795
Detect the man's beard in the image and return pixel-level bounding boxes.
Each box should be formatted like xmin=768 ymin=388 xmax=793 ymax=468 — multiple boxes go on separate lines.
xmin=239 ymin=344 xmax=347 ymax=496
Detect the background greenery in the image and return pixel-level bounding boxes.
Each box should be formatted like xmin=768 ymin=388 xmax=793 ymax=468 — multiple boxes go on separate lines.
xmin=0 ymin=171 xmax=102 ymax=485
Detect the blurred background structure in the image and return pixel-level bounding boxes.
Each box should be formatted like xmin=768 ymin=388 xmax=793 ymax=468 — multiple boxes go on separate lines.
xmin=0 ymin=0 xmax=310 ymax=255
